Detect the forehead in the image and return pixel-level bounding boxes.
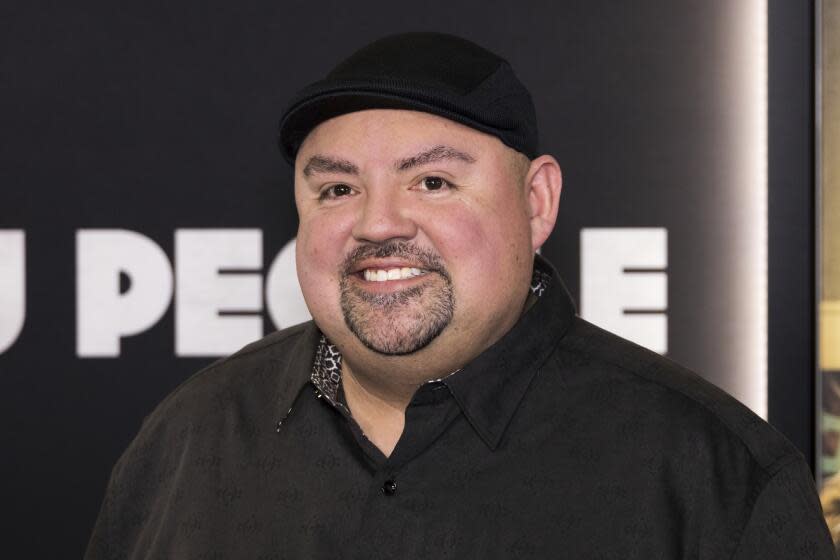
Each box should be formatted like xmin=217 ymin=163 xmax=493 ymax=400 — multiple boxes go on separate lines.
xmin=296 ymin=109 xmax=505 ymax=168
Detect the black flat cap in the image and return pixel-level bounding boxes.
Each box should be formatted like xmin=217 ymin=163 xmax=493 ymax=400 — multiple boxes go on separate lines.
xmin=278 ymin=32 xmax=538 ymax=163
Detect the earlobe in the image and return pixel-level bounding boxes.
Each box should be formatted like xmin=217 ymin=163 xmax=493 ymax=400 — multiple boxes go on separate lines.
xmin=526 ymin=155 xmax=562 ymax=251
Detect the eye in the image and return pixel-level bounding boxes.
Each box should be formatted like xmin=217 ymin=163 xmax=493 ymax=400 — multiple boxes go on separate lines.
xmin=418 ymin=176 xmax=452 ymax=191
xmin=319 ymin=183 xmax=354 ymax=200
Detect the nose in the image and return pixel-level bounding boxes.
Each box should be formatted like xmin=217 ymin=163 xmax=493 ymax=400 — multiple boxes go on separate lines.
xmin=351 ymin=187 xmax=418 ymax=243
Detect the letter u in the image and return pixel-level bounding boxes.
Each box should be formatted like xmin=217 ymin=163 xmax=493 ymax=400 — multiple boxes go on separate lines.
xmin=0 ymin=231 xmax=26 ymax=354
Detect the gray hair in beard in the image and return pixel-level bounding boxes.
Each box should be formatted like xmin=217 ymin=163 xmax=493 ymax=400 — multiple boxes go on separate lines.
xmin=339 ymin=241 xmax=454 ymax=355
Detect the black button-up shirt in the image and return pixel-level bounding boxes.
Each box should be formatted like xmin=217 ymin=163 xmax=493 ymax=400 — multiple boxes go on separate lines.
xmin=86 ymin=258 xmax=836 ymax=559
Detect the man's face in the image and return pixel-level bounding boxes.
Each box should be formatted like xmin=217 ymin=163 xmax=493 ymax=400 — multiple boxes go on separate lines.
xmin=294 ymin=109 xmax=537 ymax=365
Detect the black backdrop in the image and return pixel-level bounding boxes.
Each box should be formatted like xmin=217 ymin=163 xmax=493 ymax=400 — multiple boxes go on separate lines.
xmin=0 ymin=1 xmax=816 ymax=556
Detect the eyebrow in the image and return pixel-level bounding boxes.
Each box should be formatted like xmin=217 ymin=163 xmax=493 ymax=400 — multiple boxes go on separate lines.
xmin=302 ymin=145 xmax=476 ymax=178
xmin=396 ymin=145 xmax=476 ymax=171
xmin=302 ymin=155 xmax=359 ymax=177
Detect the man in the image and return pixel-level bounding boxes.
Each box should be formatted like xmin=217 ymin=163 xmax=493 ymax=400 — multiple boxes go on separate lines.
xmin=86 ymin=33 xmax=836 ymax=558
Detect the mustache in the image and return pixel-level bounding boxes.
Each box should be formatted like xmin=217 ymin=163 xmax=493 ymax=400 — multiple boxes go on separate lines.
xmin=341 ymin=241 xmax=450 ymax=279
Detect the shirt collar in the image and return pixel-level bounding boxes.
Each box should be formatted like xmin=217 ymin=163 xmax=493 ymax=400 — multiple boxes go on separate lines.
xmin=274 ymin=319 xmax=323 ymax=425
xmin=442 ymin=255 xmax=576 ymax=449
xmin=290 ymin=255 xmax=577 ymax=450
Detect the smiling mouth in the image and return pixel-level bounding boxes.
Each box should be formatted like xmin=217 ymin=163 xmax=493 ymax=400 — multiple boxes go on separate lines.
xmin=362 ymin=267 xmax=427 ymax=282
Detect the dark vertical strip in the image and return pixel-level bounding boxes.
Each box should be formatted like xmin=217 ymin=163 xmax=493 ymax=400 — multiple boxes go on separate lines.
xmin=768 ymin=0 xmax=817 ymax=470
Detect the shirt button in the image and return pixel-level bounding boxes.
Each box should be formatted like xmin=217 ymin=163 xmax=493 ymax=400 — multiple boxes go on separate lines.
xmin=381 ymin=479 xmax=397 ymax=496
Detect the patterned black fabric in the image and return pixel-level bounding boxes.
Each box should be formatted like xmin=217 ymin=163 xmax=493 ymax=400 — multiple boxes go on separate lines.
xmin=85 ymin=257 xmax=837 ymax=559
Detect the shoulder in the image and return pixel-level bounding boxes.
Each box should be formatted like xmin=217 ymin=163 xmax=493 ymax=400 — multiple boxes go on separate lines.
xmin=115 ymin=321 xmax=318 ymax=471
xmin=548 ymin=317 xmax=802 ymax=475
xmin=155 ymin=322 xmax=315 ymax=416
xmin=87 ymin=323 xmax=319 ymax=556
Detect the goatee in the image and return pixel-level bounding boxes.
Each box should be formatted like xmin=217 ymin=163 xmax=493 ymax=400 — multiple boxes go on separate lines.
xmin=339 ymin=241 xmax=454 ymax=355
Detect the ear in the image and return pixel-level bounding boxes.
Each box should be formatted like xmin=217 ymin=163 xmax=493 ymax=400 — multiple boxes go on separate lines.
xmin=525 ymin=155 xmax=562 ymax=251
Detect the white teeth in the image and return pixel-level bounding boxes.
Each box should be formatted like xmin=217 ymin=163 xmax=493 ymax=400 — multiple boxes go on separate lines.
xmin=363 ymin=267 xmax=425 ymax=282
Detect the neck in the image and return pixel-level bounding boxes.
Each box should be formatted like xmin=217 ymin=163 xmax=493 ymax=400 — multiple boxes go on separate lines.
xmin=341 ymin=361 xmax=410 ymax=457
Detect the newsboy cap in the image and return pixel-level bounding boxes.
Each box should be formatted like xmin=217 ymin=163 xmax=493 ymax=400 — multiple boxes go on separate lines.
xmin=278 ymin=32 xmax=539 ymax=163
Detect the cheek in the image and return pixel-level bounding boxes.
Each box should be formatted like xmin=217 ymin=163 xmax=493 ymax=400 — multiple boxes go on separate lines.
xmin=295 ymin=213 xmax=352 ymax=296
xmin=429 ymin=197 xmax=530 ymax=275
xmin=430 ymin=209 xmax=490 ymax=264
